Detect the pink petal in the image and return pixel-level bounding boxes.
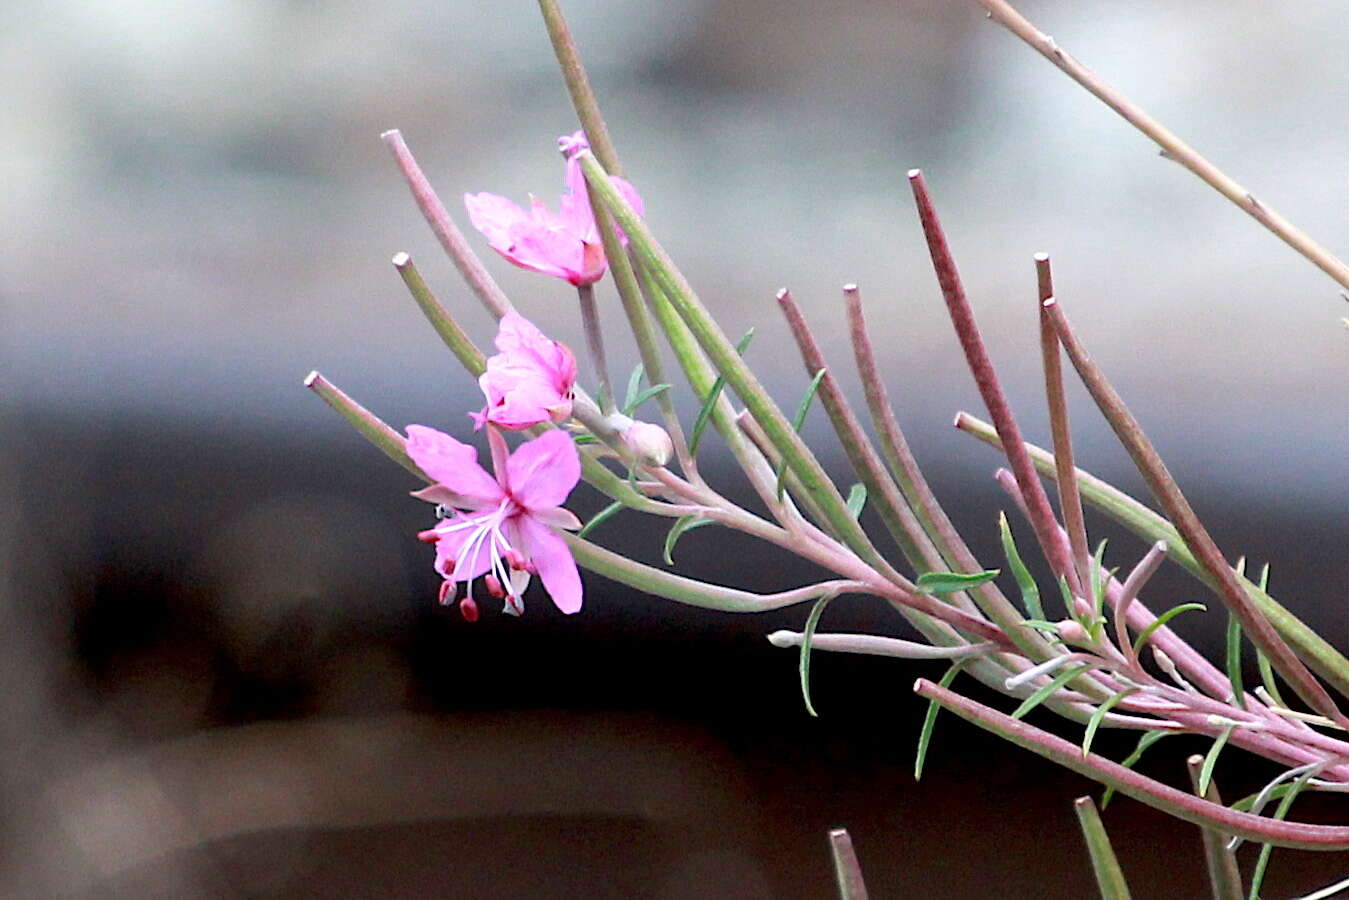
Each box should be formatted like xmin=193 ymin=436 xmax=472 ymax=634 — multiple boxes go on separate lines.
xmin=516 ymin=514 xmax=582 ymax=614
xmin=532 ymin=506 xmax=582 ymax=530
xmin=505 ymin=430 xmax=581 ymax=511
xmin=463 ymin=192 xmax=526 ymax=248
xmin=405 ymin=425 xmax=503 ymax=506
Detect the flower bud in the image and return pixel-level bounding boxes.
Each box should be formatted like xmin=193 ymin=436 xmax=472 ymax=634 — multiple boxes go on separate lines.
xmin=614 ymin=416 xmax=673 ymax=466
xmin=1056 ymin=619 xmax=1088 ymax=644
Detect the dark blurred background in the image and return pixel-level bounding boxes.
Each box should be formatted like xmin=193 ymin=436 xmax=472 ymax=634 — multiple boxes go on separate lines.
xmin=2 ymin=0 xmax=1347 ymax=896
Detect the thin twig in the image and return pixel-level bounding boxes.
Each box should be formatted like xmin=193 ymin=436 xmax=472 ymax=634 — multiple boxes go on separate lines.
xmin=971 ymin=0 xmax=1349 ymax=292
xmin=1036 ymin=254 xmax=1090 ymax=586
xmin=381 ymin=130 xmax=514 ymax=319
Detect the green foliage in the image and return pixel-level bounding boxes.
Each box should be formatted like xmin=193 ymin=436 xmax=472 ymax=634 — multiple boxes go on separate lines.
xmin=915 ymin=570 xmax=1002 ymax=595
xmin=1132 ymin=603 xmax=1207 ymax=655
xmin=999 ymin=512 xmax=1044 ymax=620
xmin=774 ymin=367 xmax=828 ymax=500
xmin=915 ymin=661 xmax=967 ymax=780
xmin=577 ymin=500 xmax=624 ymax=539
xmin=662 ymin=514 xmax=713 ymax=565
xmin=687 ymin=327 xmax=754 ymax=455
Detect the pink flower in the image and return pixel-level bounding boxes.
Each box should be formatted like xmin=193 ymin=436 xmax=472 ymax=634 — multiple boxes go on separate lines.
xmin=472 ymin=312 xmax=577 ymax=431
xmin=463 ymin=131 xmax=644 ymax=287
xmin=407 ymin=425 xmax=584 ymax=615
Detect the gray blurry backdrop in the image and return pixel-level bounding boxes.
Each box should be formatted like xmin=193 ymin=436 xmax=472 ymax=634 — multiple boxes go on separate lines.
xmin=2 ymin=0 xmax=1346 ymax=897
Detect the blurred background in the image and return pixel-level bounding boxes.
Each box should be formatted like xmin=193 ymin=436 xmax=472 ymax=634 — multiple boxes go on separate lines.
xmin=2 ymin=0 xmax=1346 ymax=896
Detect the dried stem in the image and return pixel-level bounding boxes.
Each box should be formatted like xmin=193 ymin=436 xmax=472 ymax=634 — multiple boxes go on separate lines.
xmin=380 ymin=130 xmax=514 ymax=319
xmin=908 ymin=170 xmax=1081 ymax=595
xmin=1036 ymin=254 xmax=1089 ymax=586
xmin=1041 ymin=297 xmax=1344 ymax=726
xmin=971 ymin=0 xmax=1349 ymax=293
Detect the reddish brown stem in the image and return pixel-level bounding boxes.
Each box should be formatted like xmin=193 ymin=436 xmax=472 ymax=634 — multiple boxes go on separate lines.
xmin=1036 ymin=254 xmax=1090 ymax=587
xmin=908 ymin=171 xmax=1082 ymax=596
xmin=914 ymin=678 xmax=1349 ymax=850
xmin=1041 ymin=297 xmax=1343 ymax=727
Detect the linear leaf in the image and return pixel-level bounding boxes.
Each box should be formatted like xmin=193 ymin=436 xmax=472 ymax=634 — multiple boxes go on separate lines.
xmin=799 ymin=590 xmax=837 ymax=717
xmin=915 ymin=661 xmax=967 ymax=780
xmin=662 ymin=514 xmax=713 ymax=565
xmin=622 ymin=363 xmax=645 ymax=413
xmin=1198 ymin=725 xmax=1235 ymax=797
xmin=687 ymin=327 xmax=754 ymax=455
xmin=916 ymin=569 xmax=1002 ymax=595
xmin=775 ymin=367 xmax=828 ymax=501
xmin=1226 ymin=613 xmax=1247 ymax=709
xmin=1101 ymin=730 xmax=1172 ymax=808
xmin=577 ymin=500 xmax=624 ymax=539
xmin=1248 ymin=766 xmax=1320 ymax=900
xmin=999 ymin=512 xmax=1044 ymax=620
xmin=1074 ymin=796 xmax=1134 ymax=900
xmin=625 ymin=383 xmax=671 ymax=414
xmin=1082 ymin=689 xmax=1138 ymax=758
xmin=1012 ymin=663 xmax=1094 ymax=720
xmin=1132 ymin=603 xmax=1207 ymax=655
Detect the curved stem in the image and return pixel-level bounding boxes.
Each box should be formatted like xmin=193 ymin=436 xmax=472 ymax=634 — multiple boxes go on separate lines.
xmin=914 ymin=678 xmax=1349 ymax=850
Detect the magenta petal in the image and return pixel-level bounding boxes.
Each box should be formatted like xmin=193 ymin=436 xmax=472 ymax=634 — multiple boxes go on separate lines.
xmin=405 ymin=425 xmax=503 ymax=506
xmin=464 ymin=192 xmax=526 ymax=247
xmin=516 ymin=514 xmax=582 ymax=614
xmin=506 ymin=430 xmax=581 ymax=510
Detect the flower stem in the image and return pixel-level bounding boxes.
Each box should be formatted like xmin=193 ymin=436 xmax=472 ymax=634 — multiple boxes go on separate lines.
xmin=1073 ymin=796 xmax=1133 ymax=900
xmin=971 ymin=0 xmax=1349 ymax=293
xmin=304 ymin=372 xmax=423 ymax=479
xmin=381 ymin=129 xmax=514 ymax=320
xmin=576 ymin=283 xmax=616 ymax=413
xmin=827 ymin=828 xmax=870 ymax=900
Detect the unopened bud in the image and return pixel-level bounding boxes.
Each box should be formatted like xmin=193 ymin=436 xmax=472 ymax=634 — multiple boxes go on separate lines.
xmin=459 ymin=596 xmax=479 ymax=622
xmin=1056 ymin=619 xmax=1088 ymax=643
xmin=618 ymin=417 xmax=673 ymax=466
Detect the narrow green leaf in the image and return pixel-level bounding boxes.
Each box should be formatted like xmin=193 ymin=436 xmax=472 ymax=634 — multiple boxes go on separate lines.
xmin=1226 ymin=613 xmax=1247 ymax=709
xmin=622 ymin=363 xmax=645 ymax=413
xmin=1082 ymin=688 xmax=1138 ymax=758
xmin=845 ymin=483 xmax=867 ymax=519
xmin=1132 ymin=602 xmax=1207 ymax=655
xmin=1253 ymin=565 xmax=1288 ymax=709
xmin=1198 ymin=725 xmax=1235 ymax=797
xmin=662 ymin=514 xmax=713 ymax=565
xmin=1059 ymin=575 xmax=1079 ymax=621
xmin=1090 ymin=538 xmax=1109 ymax=612
xmin=625 ymin=383 xmax=672 ymax=414
xmin=1248 ymin=766 xmax=1320 ymax=900
xmin=687 ymin=327 xmax=754 ymax=455
xmin=1101 ymin=730 xmax=1172 ymax=808
xmin=799 ymin=590 xmax=837 ymax=717
xmin=577 ymin=500 xmax=624 ymax=539
xmin=1000 ymin=512 xmax=1044 ymax=620
xmin=1074 ymin=796 xmax=1134 ymax=900
xmin=915 ymin=661 xmax=967 ymax=780
xmin=572 ymin=433 xmax=602 ymax=446
xmin=915 ymin=569 xmax=1002 ymax=595
xmin=775 ymin=367 xmax=828 ymax=501
xmin=1012 ymin=663 xmax=1094 ymax=720
xmin=1022 ymin=619 xmax=1067 ymax=634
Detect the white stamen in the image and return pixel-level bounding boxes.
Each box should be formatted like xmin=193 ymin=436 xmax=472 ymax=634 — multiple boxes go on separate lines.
xmin=1005 ymin=653 xmax=1077 ymax=691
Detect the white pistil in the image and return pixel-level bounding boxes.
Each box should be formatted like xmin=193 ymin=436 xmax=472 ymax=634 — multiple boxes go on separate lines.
xmin=1005 ymin=653 xmax=1079 ymax=691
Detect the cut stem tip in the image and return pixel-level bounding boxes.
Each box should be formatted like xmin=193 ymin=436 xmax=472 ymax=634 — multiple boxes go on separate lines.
xmin=303 ymin=370 xmax=320 ymax=388
xmin=392 ymin=251 xmax=411 ymax=267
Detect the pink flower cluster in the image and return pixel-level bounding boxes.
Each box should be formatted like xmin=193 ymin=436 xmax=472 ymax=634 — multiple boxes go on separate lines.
xmin=407 ymin=313 xmax=583 ymax=619
xmin=463 ymin=131 xmax=643 ymax=287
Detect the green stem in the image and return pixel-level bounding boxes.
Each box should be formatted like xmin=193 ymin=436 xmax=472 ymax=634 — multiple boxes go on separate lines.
xmin=827 ymin=828 xmax=870 ymax=900
xmin=576 ymin=283 xmax=615 ymax=413
xmin=536 ymin=0 xmax=621 ymax=175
